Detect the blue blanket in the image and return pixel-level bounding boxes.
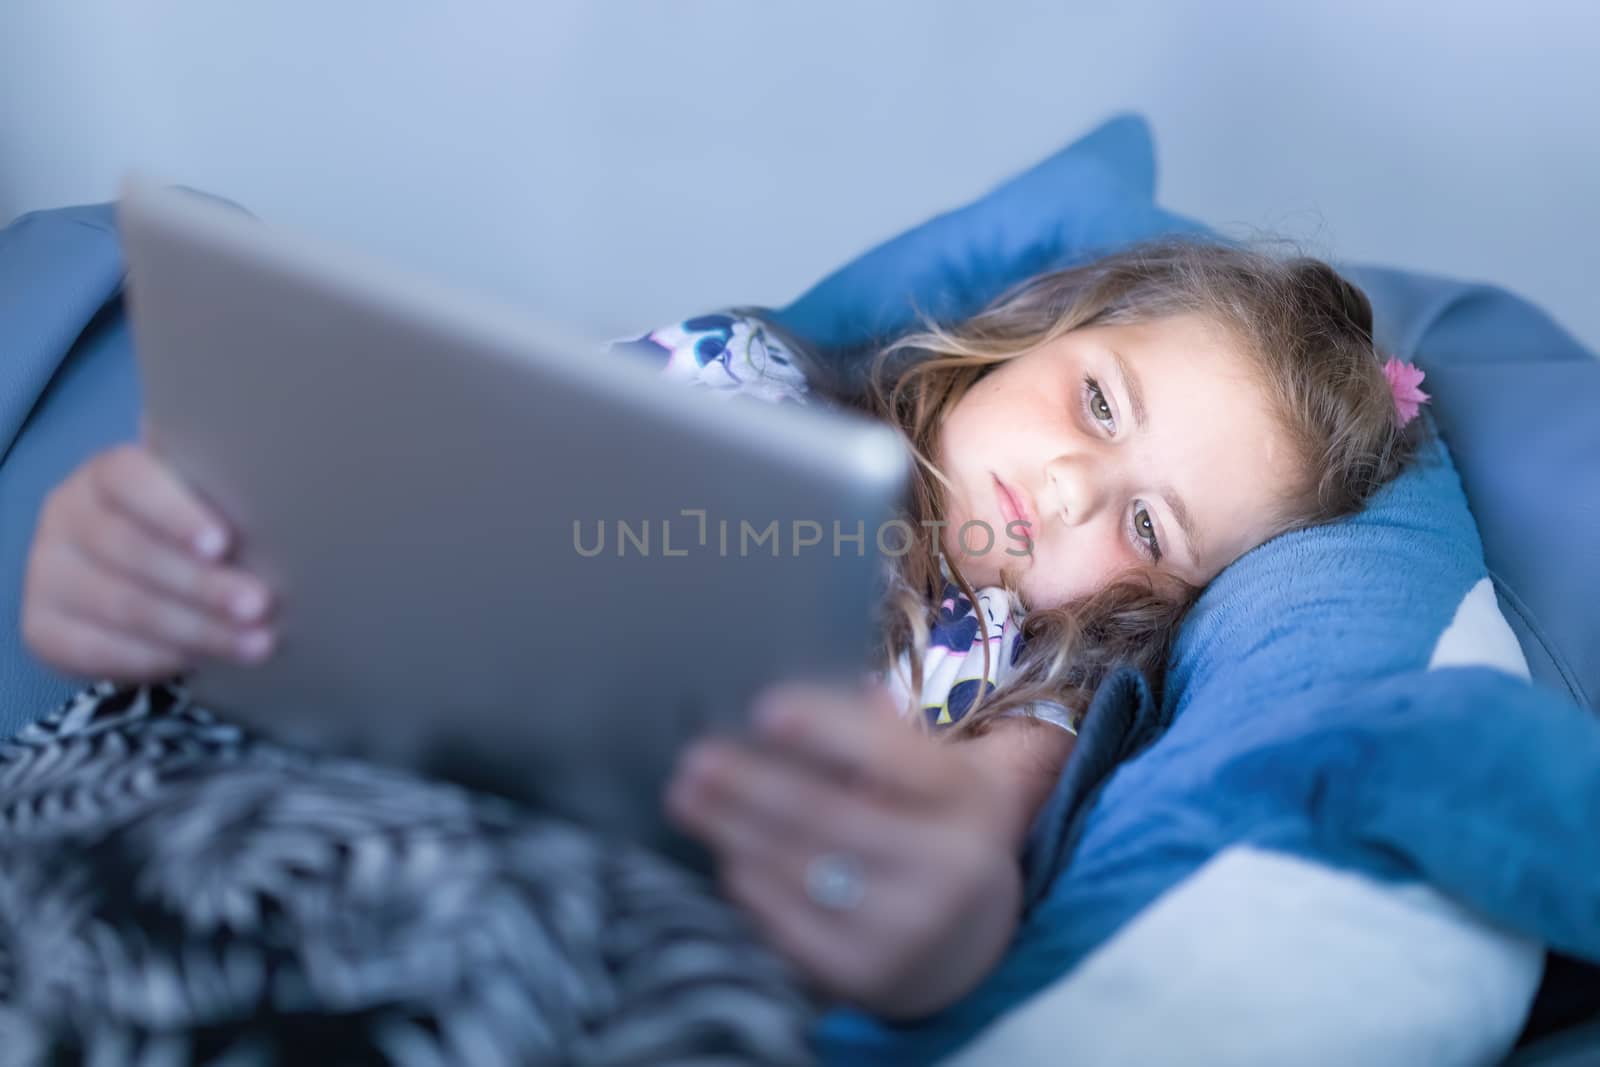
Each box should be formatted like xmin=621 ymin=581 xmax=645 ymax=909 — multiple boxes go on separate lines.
xmin=818 ymin=430 xmax=1600 ymax=1060
xmin=814 ymin=347 xmax=1600 ymax=1064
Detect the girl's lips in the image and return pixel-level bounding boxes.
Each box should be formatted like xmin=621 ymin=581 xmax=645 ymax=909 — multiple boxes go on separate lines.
xmin=993 ymin=474 xmax=1034 ymax=534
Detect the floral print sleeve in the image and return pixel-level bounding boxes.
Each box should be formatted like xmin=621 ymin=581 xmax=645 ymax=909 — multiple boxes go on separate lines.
xmin=610 ymin=312 xmax=1076 ymax=737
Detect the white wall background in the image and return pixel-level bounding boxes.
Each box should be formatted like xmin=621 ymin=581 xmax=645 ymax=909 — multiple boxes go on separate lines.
xmin=1 ymin=1 xmax=1596 ymax=350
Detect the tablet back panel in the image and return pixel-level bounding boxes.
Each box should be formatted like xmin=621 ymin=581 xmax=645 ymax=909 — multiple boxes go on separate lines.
xmin=119 ymin=179 xmax=910 ymax=856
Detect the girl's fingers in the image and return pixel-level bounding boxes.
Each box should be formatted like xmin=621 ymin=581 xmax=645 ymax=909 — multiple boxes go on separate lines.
xmin=719 ymin=856 xmax=862 ymax=995
xmin=88 ymin=444 xmax=233 ymax=560
xmin=665 ymin=755 xmax=778 ymax=865
xmin=714 ymin=824 xmax=952 ymax=1010
xmin=22 ymin=608 xmax=187 ymax=683
xmin=666 ymin=740 xmax=888 ymax=860
xmin=22 ymin=442 xmax=273 ymax=683
xmin=44 ymin=542 xmax=273 ymax=664
xmin=74 ymin=501 xmax=271 ymax=625
xmin=751 ymin=682 xmax=949 ymax=805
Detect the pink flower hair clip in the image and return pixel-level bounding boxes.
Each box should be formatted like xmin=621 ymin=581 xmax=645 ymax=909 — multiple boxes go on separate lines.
xmin=1382 ymin=357 xmax=1431 ymax=427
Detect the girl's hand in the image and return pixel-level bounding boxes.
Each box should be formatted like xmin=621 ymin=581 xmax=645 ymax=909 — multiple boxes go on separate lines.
xmin=665 ymin=681 xmax=1027 ymax=1020
xmin=21 ymin=442 xmax=277 ymax=683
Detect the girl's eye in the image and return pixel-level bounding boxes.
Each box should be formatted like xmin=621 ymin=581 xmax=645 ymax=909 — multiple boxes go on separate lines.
xmin=1084 ymin=376 xmax=1115 ymax=427
xmin=1133 ymin=505 xmax=1163 ymax=562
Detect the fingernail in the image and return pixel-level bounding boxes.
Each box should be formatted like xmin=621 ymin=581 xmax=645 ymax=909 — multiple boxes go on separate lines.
xmin=236 ymin=629 xmax=273 ymax=662
xmin=194 ymin=527 xmax=226 ymax=560
xmin=230 ymin=586 xmax=266 ymax=621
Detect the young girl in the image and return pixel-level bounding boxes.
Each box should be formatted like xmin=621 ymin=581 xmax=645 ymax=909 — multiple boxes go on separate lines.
xmin=651 ymin=235 xmax=1420 ymax=1019
xmin=13 ymin=235 xmax=1419 ymax=1059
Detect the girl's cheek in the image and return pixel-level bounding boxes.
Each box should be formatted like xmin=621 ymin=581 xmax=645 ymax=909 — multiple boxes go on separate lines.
xmin=1054 ymin=532 xmax=1128 ymax=600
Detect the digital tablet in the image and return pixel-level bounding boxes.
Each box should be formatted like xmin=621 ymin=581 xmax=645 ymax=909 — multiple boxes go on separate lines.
xmin=118 ymin=178 xmax=910 ymax=859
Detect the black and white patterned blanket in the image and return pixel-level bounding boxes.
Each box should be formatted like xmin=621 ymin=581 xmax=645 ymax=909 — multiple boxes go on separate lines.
xmin=0 ymin=682 xmax=814 ymax=1066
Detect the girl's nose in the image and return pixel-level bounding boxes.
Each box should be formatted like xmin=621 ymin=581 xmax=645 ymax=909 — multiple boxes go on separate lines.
xmin=1046 ymin=454 xmax=1108 ymax=526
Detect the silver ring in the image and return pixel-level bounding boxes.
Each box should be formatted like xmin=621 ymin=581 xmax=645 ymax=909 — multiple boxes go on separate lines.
xmin=805 ymin=852 xmax=865 ymax=912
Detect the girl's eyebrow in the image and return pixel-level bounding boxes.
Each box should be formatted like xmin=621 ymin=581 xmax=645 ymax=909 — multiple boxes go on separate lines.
xmin=1108 ymin=348 xmax=1148 ymax=430
xmin=1162 ymin=485 xmax=1203 ymax=565
xmin=1109 ymin=347 xmax=1202 ymax=564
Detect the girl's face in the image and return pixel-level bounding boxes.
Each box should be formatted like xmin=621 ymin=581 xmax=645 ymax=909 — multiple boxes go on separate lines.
xmin=934 ymin=313 xmax=1303 ymax=609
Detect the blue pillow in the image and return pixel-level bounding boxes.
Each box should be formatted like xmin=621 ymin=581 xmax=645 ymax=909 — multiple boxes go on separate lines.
xmin=771 ymin=113 xmax=1207 ymax=357
xmin=770 ymin=116 xmax=1600 ymax=713
xmin=1343 ymin=265 xmax=1600 ymax=709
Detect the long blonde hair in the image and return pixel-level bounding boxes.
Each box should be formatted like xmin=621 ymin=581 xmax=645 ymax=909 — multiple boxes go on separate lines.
xmin=756 ymin=234 xmax=1418 ymax=737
